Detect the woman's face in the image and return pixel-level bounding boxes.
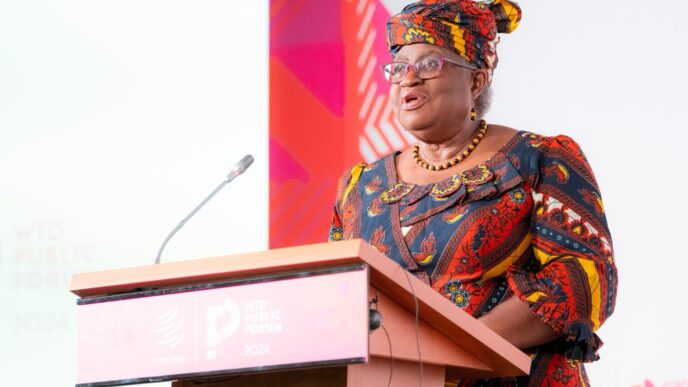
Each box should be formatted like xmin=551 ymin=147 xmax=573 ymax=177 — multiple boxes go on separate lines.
xmin=390 ymin=43 xmax=479 ymax=143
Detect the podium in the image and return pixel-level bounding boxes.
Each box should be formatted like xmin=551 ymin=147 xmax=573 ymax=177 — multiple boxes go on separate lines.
xmin=71 ymin=239 xmax=530 ymax=386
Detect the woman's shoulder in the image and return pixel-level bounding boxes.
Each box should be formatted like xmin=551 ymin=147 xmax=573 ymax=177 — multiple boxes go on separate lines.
xmin=336 ymin=152 xmax=398 ymax=190
xmin=517 ymin=131 xmax=590 ymax=167
xmin=497 ymin=128 xmax=601 ymax=192
xmin=334 ymin=153 xmax=398 ymax=204
xmin=339 ymin=152 xmax=397 ymax=178
xmin=497 ymin=126 xmax=588 ymax=161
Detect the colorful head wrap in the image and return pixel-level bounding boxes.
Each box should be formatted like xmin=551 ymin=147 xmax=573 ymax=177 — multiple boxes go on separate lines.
xmin=387 ymin=0 xmax=522 ymax=81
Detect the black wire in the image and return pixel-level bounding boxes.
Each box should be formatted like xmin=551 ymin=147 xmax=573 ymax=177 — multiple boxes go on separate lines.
xmin=403 ymin=269 xmax=423 ymax=387
xmin=381 ymin=324 xmax=394 ymax=387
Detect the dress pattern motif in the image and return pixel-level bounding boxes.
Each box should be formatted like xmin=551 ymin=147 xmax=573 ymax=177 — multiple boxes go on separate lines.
xmin=329 ymin=132 xmax=617 ymax=387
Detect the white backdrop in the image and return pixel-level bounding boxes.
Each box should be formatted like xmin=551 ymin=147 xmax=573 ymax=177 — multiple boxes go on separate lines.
xmin=486 ymin=2 xmax=688 ymax=385
xmin=0 ymin=1 xmax=268 ymax=386
xmin=2 ymin=0 xmax=687 ymax=386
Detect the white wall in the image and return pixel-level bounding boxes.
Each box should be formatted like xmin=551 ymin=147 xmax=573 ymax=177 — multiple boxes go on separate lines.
xmin=0 ymin=1 xmax=268 ymax=385
xmin=494 ymin=2 xmax=688 ymax=385
xmin=381 ymin=0 xmax=688 ymax=385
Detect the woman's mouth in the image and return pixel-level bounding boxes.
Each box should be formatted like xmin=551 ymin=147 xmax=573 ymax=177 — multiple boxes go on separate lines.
xmin=401 ymin=92 xmax=427 ymax=110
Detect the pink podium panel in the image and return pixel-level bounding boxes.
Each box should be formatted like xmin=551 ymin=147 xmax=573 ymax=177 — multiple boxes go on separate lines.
xmin=76 ymin=266 xmax=369 ymax=386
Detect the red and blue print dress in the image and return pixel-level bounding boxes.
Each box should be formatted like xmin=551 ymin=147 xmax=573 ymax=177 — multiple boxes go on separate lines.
xmin=329 ymin=132 xmax=617 ymax=386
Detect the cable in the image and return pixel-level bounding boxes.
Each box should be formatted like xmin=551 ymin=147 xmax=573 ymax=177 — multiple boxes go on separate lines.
xmin=380 ymin=324 xmax=394 ymax=387
xmin=402 ymin=269 xmax=423 ymax=387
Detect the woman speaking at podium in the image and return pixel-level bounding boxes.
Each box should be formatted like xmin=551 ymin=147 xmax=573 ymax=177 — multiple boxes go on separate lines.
xmin=329 ymin=0 xmax=617 ymax=385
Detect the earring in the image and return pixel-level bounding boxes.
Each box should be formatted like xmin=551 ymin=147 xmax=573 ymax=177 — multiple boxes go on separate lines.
xmin=470 ymin=106 xmax=477 ymax=121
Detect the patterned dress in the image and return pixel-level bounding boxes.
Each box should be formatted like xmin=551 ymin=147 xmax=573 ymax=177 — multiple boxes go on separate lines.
xmin=329 ymin=132 xmax=617 ymax=386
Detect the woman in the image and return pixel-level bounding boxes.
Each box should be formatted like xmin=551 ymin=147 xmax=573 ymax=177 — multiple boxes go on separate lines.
xmin=329 ymin=0 xmax=617 ymax=386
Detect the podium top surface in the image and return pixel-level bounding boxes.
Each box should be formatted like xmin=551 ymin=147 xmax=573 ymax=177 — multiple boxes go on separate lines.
xmin=70 ymin=239 xmax=531 ymax=377
xmin=71 ymin=240 xmax=372 ymax=298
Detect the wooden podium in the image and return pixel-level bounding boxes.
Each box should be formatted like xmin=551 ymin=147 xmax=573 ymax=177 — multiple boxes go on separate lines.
xmin=71 ymin=239 xmax=530 ymax=386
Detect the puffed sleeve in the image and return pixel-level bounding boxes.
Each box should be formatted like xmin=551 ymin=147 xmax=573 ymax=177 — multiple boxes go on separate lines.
xmin=329 ymin=163 xmax=366 ymax=242
xmin=329 ymin=173 xmax=346 ymax=242
xmin=506 ymin=135 xmax=618 ymax=362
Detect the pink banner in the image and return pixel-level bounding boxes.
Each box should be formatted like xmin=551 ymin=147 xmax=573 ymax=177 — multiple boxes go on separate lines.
xmin=269 ymin=0 xmax=403 ymax=249
xmin=77 ymin=268 xmax=369 ymax=385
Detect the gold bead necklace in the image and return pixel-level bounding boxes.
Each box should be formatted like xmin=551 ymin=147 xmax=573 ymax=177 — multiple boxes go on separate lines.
xmin=412 ymin=120 xmax=488 ymax=171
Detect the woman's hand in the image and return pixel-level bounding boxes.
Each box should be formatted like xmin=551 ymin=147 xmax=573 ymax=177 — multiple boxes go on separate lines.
xmin=478 ymin=296 xmax=559 ymax=349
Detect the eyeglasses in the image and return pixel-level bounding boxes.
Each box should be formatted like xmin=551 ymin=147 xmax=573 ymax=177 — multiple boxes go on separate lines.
xmin=380 ymin=56 xmax=478 ymax=84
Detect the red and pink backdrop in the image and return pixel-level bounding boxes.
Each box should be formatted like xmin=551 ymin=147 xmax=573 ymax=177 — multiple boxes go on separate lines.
xmin=269 ymin=0 xmax=412 ymax=248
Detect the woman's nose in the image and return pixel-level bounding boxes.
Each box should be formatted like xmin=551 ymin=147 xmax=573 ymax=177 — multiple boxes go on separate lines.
xmin=399 ymin=65 xmax=421 ymax=87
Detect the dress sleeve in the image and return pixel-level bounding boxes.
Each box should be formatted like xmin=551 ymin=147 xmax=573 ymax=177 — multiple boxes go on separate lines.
xmin=329 ymin=173 xmax=347 ymax=242
xmin=506 ymin=135 xmax=618 ymax=362
xmin=329 ymin=163 xmax=366 ymax=242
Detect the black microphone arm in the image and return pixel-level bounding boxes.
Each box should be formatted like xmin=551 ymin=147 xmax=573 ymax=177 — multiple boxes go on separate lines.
xmin=154 ymin=154 xmax=254 ymax=265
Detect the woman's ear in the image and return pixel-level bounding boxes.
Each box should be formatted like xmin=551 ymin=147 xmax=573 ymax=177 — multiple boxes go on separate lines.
xmin=471 ymin=70 xmax=489 ymax=100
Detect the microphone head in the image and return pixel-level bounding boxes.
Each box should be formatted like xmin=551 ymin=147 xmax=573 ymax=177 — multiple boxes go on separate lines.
xmin=227 ymin=154 xmax=254 ymax=180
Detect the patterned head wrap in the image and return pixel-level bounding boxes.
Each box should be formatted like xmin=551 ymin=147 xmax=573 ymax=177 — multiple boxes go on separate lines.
xmin=387 ymin=0 xmax=522 ymax=81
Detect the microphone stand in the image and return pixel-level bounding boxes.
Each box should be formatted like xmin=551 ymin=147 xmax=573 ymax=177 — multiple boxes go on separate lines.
xmin=154 ymin=154 xmax=254 ymax=265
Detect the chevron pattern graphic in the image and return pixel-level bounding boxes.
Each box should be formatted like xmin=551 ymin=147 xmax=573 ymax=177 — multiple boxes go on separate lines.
xmin=269 ymin=0 xmax=409 ymax=248
xmin=346 ymin=0 xmax=414 ymax=163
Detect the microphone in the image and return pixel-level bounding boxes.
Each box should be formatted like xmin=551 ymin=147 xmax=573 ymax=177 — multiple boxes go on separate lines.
xmin=226 ymin=154 xmax=254 ymax=181
xmin=154 ymin=154 xmax=254 ymax=265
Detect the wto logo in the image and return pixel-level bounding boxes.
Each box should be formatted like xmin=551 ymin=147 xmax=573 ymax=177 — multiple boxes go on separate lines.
xmin=154 ymin=307 xmax=186 ymax=349
xmin=206 ymin=299 xmax=241 ymax=359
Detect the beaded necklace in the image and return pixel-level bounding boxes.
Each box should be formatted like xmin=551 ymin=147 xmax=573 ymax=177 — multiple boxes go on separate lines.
xmin=412 ymin=119 xmax=488 ymax=171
